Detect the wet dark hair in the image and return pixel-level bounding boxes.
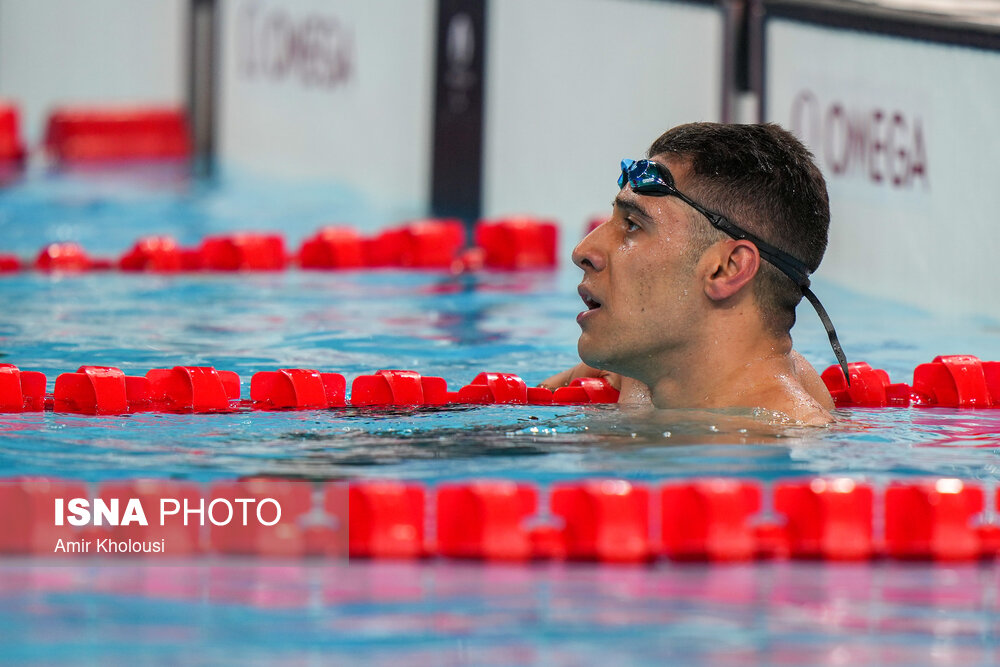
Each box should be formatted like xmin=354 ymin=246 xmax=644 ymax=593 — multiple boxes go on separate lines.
xmin=647 ymin=122 xmax=830 ymax=334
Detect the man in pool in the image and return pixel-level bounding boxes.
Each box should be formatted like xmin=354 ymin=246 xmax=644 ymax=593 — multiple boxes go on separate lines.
xmin=541 ymin=123 xmax=845 ymax=425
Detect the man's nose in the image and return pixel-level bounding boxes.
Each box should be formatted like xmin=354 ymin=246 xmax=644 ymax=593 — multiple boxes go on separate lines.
xmin=572 ymin=220 xmax=609 ymax=272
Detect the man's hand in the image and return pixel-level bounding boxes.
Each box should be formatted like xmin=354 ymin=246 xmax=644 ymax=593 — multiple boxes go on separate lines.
xmin=539 ymin=363 xmax=651 ymax=403
xmin=538 ymin=362 xmax=622 ymax=391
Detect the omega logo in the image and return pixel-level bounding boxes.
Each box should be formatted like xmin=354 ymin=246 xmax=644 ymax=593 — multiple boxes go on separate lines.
xmin=790 ymin=90 xmax=929 ymax=189
xmin=237 ymin=2 xmax=354 ymax=89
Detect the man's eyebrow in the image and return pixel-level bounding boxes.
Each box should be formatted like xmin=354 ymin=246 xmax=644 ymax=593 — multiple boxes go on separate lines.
xmin=612 ymin=194 xmax=654 ymax=221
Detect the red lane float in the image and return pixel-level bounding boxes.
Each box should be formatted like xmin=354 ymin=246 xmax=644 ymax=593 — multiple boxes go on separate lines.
xmin=553 ymin=377 xmax=620 ymax=404
xmin=0 ymin=254 xmax=20 ymax=272
xmin=454 ymin=374 xmax=620 ymax=405
xmin=34 ymin=242 xmax=93 ymax=272
xmin=884 ymin=479 xmax=985 ymax=560
xmin=44 ymin=107 xmax=191 ymax=162
xmin=458 ymin=372 xmax=530 ymax=404
xmin=307 ymin=219 xmax=467 ymax=270
xmin=0 ymin=102 xmax=26 ymax=165
xmin=350 ymin=370 xmax=452 ymax=406
xmin=475 ymin=217 xmax=558 ymax=270
xmin=146 ymin=366 xmax=241 ymax=412
xmin=660 ymin=479 xmax=761 ymax=561
xmin=0 ymin=364 xmax=46 ymax=412
xmin=362 ymin=228 xmax=406 ymax=267
xmin=773 ymin=479 xmax=874 ymax=560
xmin=911 ymin=355 xmax=1000 ymax=408
xmin=348 ymin=482 xmax=425 ymax=558
xmin=200 ymin=233 xmax=287 ymax=271
xmin=119 ymin=236 xmax=185 ymax=272
xmin=53 ymin=365 xmax=244 ymax=414
xmin=551 ymin=480 xmax=652 ymax=562
xmin=436 ymin=481 xmax=537 ymax=560
xmin=396 ymin=219 xmax=466 ymax=269
xmin=54 ymin=366 xmax=148 ymax=414
xmin=251 ymin=369 xmax=346 ymax=409
xmin=298 ymin=226 xmax=366 ymax=269
xmin=821 ymin=361 xmax=911 ymax=408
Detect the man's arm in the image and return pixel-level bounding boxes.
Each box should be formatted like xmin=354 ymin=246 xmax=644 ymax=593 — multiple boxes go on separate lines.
xmin=541 ymin=351 xmax=834 ymax=409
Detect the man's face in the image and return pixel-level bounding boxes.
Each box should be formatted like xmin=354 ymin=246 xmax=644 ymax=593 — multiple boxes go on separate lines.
xmin=572 ymin=156 xmax=707 ymax=381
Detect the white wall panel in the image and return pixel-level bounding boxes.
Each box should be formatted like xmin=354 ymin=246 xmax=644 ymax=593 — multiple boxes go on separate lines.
xmin=766 ymin=18 xmax=1000 ymax=317
xmin=217 ymin=0 xmax=436 ymax=221
xmin=0 ymin=0 xmax=186 ymax=143
xmin=483 ymin=0 xmax=725 ymax=253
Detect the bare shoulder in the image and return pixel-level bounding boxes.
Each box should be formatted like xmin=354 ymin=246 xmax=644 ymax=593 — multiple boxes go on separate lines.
xmin=790 ymin=349 xmax=835 ymax=411
xmin=760 ymin=375 xmax=834 ymax=426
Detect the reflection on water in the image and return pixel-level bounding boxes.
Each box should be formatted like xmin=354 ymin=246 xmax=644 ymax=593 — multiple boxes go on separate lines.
xmin=3 ymin=560 xmax=999 ymax=665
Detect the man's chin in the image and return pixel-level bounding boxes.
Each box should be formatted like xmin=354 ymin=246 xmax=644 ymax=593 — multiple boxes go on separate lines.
xmin=577 ymin=339 xmax=619 ymax=376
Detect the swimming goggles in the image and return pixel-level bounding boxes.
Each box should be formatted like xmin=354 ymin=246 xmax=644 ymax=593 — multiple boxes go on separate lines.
xmin=618 ymin=158 xmax=849 ymax=382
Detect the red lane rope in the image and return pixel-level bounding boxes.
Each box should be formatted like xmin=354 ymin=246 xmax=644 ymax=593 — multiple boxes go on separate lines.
xmin=3 ymin=355 xmax=1000 ymax=414
xmin=826 ymin=355 xmax=1000 ymax=408
xmin=0 ymin=219 xmax=559 ymax=275
xmin=1 ymin=477 xmax=996 ymax=562
xmin=0 ymin=365 xmax=619 ymax=413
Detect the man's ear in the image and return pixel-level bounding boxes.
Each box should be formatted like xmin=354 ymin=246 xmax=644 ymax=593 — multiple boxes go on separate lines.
xmin=702 ymin=240 xmax=760 ymax=302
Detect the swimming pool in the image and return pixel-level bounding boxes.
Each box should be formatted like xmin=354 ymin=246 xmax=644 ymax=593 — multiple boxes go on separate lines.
xmin=4 ymin=166 xmax=1000 ymax=664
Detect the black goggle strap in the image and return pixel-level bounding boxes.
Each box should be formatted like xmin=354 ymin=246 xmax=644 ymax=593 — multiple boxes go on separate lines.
xmin=703 ymin=212 xmax=812 ymax=286
xmin=801 ymin=286 xmax=850 ymax=386
xmin=712 ymin=212 xmax=850 ymax=386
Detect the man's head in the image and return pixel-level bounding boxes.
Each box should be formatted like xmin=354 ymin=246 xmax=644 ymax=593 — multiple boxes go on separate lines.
xmin=572 ymin=122 xmax=830 ymax=382
xmin=646 ymin=123 xmax=830 ymax=334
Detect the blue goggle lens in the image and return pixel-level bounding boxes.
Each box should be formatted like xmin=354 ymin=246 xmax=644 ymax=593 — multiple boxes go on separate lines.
xmin=618 ymin=158 xmax=674 ymax=194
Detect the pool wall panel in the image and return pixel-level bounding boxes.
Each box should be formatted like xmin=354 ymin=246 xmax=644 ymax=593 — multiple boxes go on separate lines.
xmin=215 ymin=0 xmax=437 ymax=228
xmin=481 ymin=0 xmax=727 ymax=260
xmin=0 ymin=0 xmax=187 ymax=143
xmin=762 ymin=8 xmax=1000 ymax=318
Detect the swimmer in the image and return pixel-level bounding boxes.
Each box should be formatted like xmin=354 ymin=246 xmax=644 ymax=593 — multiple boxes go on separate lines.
xmin=542 ymin=123 xmax=846 ymax=425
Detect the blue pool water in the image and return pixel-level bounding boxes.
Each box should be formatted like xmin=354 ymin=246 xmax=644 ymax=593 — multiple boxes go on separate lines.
xmin=4 ymin=561 xmax=1000 ymax=665
xmin=4 ymin=167 xmax=1000 ymax=664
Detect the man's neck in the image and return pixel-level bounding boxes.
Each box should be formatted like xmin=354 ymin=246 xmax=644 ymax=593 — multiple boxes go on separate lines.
xmin=636 ymin=326 xmax=809 ymax=412
xmin=645 ymin=344 xmax=793 ymax=409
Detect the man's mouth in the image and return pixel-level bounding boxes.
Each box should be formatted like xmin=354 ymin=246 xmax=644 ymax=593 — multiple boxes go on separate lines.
xmin=577 ymin=285 xmax=602 ymax=323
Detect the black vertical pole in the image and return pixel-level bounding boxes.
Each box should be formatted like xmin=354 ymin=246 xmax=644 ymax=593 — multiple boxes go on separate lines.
xmin=430 ymin=0 xmax=487 ymax=226
xmin=188 ymin=0 xmax=218 ymax=177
